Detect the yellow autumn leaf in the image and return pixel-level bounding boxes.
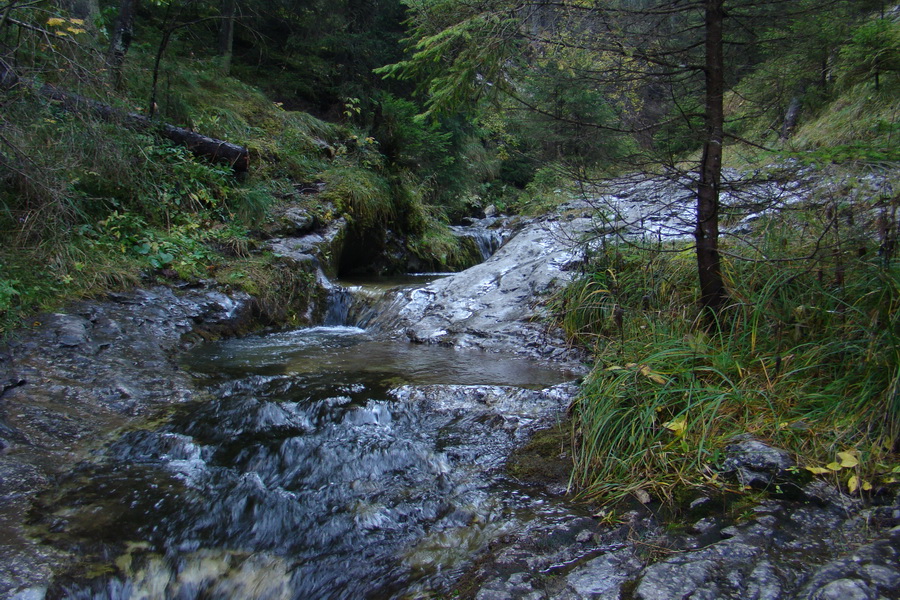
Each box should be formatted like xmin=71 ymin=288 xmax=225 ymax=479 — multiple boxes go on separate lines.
xmin=69 ymin=18 xmax=85 ymax=24
xmin=663 ymin=416 xmax=686 ymax=435
xmin=848 ymin=475 xmax=859 ymax=493
xmin=638 ymin=364 xmax=666 ymax=384
xmin=862 ymin=481 xmax=873 ymax=491
xmin=67 ymin=27 xmax=86 ymax=34
xmin=46 ymin=17 xmax=65 ymax=26
xmin=837 ymin=452 xmax=858 ymax=468
xmin=55 ymin=31 xmax=67 ymax=36
xmin=826 ymin=462 xmax=843 ymax=471
xmin=634 ymin=489 xmax=651 ymax=504
xmin=805 ymin=466 xmax=831 ymax=475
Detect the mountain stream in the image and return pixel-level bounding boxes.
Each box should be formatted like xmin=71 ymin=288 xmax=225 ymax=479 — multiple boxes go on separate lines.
xmin=27 ymin=276 xmax=583 ymax=599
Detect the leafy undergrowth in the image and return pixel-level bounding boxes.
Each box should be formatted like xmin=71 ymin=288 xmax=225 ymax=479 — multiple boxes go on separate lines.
xmin=556 ymin=170 xmax=900 ymax=505
xmin=0 ymin=40 xmax=469 ymax=336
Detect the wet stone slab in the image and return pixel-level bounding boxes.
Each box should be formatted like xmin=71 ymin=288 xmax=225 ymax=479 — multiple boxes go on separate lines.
xmin=0 ymin=285 xmax=258 ymax=597
xmin=458 ymin=481 xmax=900 ymax=600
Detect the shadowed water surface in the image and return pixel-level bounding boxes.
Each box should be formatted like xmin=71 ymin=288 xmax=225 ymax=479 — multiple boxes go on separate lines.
xmin=32 ymin=325 xmax=582 ymax=599
xmin=183 ymin=326 xmax=574 ymax=388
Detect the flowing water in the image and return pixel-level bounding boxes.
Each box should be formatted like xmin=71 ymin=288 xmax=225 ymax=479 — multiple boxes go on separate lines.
xmin=449 ymin=221 xmax=505 ymax=262
xmin=30 ymin=286 xmax=582 ymax=599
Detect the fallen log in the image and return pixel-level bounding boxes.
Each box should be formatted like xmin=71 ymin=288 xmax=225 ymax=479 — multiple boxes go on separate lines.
xmin=0 ymin=61 xmax=249 ymax=173
xmin=39 ymin=85 xmax=250 ymax=173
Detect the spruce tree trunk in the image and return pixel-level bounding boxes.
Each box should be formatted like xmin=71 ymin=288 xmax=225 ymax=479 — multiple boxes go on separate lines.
xmin=696 ymin=0 xmax=727 ymax=319
xmin=106 ymin=0 xmax=138 ymax=90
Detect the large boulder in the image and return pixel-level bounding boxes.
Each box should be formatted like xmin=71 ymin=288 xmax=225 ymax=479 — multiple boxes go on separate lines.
xmin=368 ymin=205 xmax=596 ymax=364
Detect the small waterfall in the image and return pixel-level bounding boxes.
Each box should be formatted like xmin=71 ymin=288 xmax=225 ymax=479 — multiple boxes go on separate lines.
xmin=322 ymin=287 xmax=356 ymax=326
xmin=321 ymin=283 xmax=393 ymax=328
xmin=451 ymin=217 xmax=507 ymax=262
xmin=317 ymin=265 xmax=379 ymax=328
xmin=470 ymin=228 xmax=503 ymax=261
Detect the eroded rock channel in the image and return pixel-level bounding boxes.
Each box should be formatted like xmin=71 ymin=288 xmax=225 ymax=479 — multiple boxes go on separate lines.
xmin=1 ymin=192 xmax=898 ymax=600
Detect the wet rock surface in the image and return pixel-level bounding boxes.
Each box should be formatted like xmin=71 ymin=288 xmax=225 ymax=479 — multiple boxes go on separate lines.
xmin=722 ymin=437 xmax=797 ymax=488
xmin=266 ymin=216 xmax=347 ymax=279
xmin=368 ymin=206 xmax=594 ymax=363
xmin=461 ymin=482 xmax=900 ymax=600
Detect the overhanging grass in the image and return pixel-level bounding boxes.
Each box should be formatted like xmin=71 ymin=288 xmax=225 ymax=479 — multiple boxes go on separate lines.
xmin=790 ymin=80 xmax=900 ymax=163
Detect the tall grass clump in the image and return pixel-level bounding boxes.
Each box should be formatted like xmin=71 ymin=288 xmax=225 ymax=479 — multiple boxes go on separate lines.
xmin=560 ymin=174 xmax=900 ymax=503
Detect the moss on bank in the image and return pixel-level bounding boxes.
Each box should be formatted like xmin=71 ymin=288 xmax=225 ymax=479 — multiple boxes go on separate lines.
xmin=507 ymin=421 xmax=574 ymax=491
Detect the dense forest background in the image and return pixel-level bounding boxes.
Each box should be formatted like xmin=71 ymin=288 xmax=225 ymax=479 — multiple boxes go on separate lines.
xmin=1 ymin=0 xmax=898 ymax=498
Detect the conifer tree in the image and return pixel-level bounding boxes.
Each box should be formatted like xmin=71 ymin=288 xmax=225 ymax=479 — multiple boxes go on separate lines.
xmin=381 ymin=0 xmax=871 ymax=320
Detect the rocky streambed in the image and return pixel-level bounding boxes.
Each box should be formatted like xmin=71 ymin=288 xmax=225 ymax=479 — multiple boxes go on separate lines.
xmin=1 ymin=181 xmax=898 ymax=600
xmin=0 ymin=285 xmax=260 ymax=594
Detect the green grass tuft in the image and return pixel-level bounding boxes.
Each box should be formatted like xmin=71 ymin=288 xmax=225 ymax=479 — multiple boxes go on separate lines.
xmin=558 ymin=184 xmax=900 ymax=503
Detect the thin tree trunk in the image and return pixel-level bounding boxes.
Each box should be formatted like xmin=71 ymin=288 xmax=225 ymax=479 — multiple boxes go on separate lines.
xmin=148 ymin=27 xmax=172 ymax=119
xmin=148 ymin=13 xmax=217 ymax=118
xmin=218 ymin=0 xmax=236 ymax=75
xmin=696 ymin=0 xmax=727 ymax=320
xmin=106 ymin=0 xmax=138 ymax=90
xmin=780 ymin=90 xmax=804 ymax=140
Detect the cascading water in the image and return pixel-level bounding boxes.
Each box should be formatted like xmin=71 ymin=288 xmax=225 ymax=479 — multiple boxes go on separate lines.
xmin=322 ymin=287 xmax=357 ymax=326
xmin=470 ymin=228 xmax=503 ymax=261
xmin=322 ymin=274 xmax=446 ymax=328
xmin=30 ymin=278 xmax=582 ymax=600
xmin=450 ymin=218 xmax=507 ymax=262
